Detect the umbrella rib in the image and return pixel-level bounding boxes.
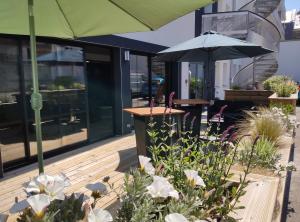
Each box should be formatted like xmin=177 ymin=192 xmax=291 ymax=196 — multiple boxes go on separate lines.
xmin=55 ymin=0 xmax=76 ymax=38
xmin=108 ymin=0 xmax=154 ymax=31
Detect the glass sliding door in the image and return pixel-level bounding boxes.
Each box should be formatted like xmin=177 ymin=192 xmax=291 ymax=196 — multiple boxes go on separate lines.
xmin=85 ymin=47 xmax=114 ymax=142
xmin=0 ymin=38 xmax=26 ymax=163
xmin=22 ymin=42 xmax=88 ymax=155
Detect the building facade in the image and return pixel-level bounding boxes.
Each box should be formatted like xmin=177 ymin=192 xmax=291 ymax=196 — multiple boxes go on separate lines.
xmin=201 ymin=0 xmax=286 ymax=98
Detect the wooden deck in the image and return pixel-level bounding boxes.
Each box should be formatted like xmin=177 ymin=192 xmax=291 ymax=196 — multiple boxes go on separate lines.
xmin=0 ymin=134 xmax=137 ymax=220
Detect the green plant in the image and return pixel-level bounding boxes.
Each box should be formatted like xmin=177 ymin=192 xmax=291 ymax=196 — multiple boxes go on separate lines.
xmin=11 ymin=173 xmax=113 ymax=222
xmin=231 ymin=85 xmax=241 ymax=90
xmin=116 ymin=103 xmax=256 ymax=222
xmin=238 ymin=136 xmax=280 ymax=170
xmin=274 ymin=80 xmax=297 ymax=97
xmin=263 ymin=75 xmax=290 ymax=91
xmin=189 ymin=77 xmax=203 ymax=98
xmin=237 ymin=107 xmax=285 ymax=144
xmin=263 ymin=75 xmax=297 ymax=97
xmin=270 ymin=102 xmax=294 ymax=115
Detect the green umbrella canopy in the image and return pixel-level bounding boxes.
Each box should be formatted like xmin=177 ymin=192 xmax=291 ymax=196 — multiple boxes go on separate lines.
xmin=157 ymin=31 xmax=274 ymax=61
xmin=0 ymin=0 xmax=214 ymax=174
xmin=0 ymin=0 xmax=213 ymax=38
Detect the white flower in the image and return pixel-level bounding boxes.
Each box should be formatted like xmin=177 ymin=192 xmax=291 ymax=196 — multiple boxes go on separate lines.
xmin=26 ymin=174 xmax=55 ymax=193
xmin=86 ymin=182 xmax=108 ymax=194
xmin=287 ymin=161 xmax=295 ymax=168
xmin=26 ymin=173 xmax=70 ymax=195
xmin=88 ymin=208 xmax=113 ymax=222
xmin=147 ymin=176 xmax=179 ymax=199
xmin=55 ymin=172 xmax=71 ymax=187
xmin=165 ymin=213 xmax=188 ymax=222
xmin=26 ymin=194 xmax=51 ymax=217
xmin=44 ymin=177 xmax=65 ymax=200
xmin=138 ymin=155 xmax=155 ymax=175
xmin=184 ymin=170 xmax=206 ymax=188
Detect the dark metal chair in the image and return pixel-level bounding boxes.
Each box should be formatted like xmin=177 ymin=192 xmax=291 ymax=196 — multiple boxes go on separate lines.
xmin=208 ymin=100 xmax=256 ymax=134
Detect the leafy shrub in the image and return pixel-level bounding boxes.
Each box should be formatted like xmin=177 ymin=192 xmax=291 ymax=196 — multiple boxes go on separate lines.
xmin=263 ymin=75 xmax=290 ymax=91
xmin=274 ymin=80 xmax=298 ymax=97
xmin=238 ymin=136 xmax=280 ymax=170
xmin=116 ymin=104 xmax=256 ymax=222
xmin=231 ymin=85 xmax=241 ymax=90
xmin=263 ymin=75 xmax=297 ymax=97
xmin=270 ymin=102 xmax=294 ymax=115
xmin=9 ymin=173 xmax=113 ymax=222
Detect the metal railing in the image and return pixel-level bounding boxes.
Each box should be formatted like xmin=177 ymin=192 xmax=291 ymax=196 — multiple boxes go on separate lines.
xmin=202 ymin=0 xmax=283 ymax=89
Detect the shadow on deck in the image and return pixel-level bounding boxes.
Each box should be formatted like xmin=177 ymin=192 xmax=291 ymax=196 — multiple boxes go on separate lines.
xmin=0 ymin=134 xmax=137 ymax=217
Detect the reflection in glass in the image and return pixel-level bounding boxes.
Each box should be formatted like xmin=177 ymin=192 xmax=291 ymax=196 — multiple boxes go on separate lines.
xmin=151 ymin=59 xmax=166 ymax=105
xmin=0 ymin=38 xmax=26 ymax=163
xmin=189 ymin=63 xmax=204 ymax=99
xmin=23 ymin=42 xmax=88 ymax=155
xmin=130 ymin=54 xmax=149 ymax=107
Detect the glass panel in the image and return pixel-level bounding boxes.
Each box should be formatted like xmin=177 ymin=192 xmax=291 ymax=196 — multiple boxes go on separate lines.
xmin=151 ymin=59 xmax=166 ymax=105
xmin=23 ymin=42 xmax=87 ymax=155
xmin=130 ymin=54 xmax=149 ymax=107
xmin=189 ymin=63 xmax=204 ymax=99
xmin=0 ymin=38 xmax=26 ymax=163
xmin=86 ymin=59 xmax=114 ymax=142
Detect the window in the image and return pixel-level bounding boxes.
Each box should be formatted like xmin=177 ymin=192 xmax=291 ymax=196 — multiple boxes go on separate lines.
xmin=130 ymin=54 xmax=149 ymax=107
xmin=189 ymin=63 xmax=204 ymax=99
xmin=151 ymin=59 xmax=166 ymax=105
xmin=22 ymin=42 xmax=88 ymax=155
xmin=0 ymin=38 xmax=26 ymax=163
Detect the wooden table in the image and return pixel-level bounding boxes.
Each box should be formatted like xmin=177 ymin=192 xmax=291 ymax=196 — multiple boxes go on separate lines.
xmin=123 ymin=107 xmax=184 ymax=157
xmin=173 ymin=99 xmax=209 ymax=136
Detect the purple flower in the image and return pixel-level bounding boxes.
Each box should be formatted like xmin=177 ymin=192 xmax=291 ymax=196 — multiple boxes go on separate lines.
xmin=190 ymin=116 xmax=197 ymax=130
xmin=168 ymin=92 xmax=175 ymax=109
xmin=221 ymin=125 xmax=235 ymax=142
xmin=228 ymin=132 xmax=238 ymax=142
xmin=183 ymin=112 xmax=190 ymax=129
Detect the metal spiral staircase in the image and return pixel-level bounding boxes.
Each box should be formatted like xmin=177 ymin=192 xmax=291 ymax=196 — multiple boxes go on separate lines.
xmin=230 ymin=0 xmax=283 ymax=88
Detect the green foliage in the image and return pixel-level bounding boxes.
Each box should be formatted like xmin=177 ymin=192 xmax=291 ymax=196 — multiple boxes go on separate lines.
xmin=16 ymin=194 xmax=85 ymax=222
xmin=116 ymin=111 xmax=256 ymax=221
xmin=189 ymin=77 xmax=203 ymax=98
xmin=274 ymin=81 xmax=298 ymax=97
xmin=263 ymin=75 xmax=297 ymax=97
xmin=263 ymin=75 xmax=290 ymax=91
xmin=270 ymin=102 xmax=294 ymax=115
xmin=238 ymin=136 xmax=280 ymax=170
xmin=231 ymin=85 xmax=241 ymax=90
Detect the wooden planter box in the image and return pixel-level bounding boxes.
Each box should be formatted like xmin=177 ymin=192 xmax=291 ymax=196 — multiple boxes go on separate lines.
xmin=225 ymin=90 xmax=273 ymax=106
xmin=268 ymin=93 xmax=298 ymax=114
xmin=231 ymin=134 xmax=294 ymax=222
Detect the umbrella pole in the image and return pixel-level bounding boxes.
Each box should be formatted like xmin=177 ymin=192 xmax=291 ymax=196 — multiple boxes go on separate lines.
xmin=28 ymin=0 xmax=44 ymax=174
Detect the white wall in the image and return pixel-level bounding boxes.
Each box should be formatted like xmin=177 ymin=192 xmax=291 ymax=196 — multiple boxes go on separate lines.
xmin=181 ymin=63 xmax=190 ymax=99
xmin=277 ymin=40 xmax=300 ymax=82
xmin=117 ymin=12 xmax=195 ymax=47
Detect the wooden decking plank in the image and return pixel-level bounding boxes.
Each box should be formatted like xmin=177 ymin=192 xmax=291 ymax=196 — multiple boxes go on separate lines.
xmin=0 ymin=135 xmax=137 ymax=217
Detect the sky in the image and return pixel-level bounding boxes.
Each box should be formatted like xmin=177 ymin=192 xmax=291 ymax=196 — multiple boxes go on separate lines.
xmin=285 ymin=0 xmax=300 ymax=10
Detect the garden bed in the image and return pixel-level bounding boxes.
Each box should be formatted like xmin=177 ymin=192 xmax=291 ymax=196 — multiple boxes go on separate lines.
xmin=229 ymin=134 xmax=294 ymax=222
xmin=269 ymin=93 xmax=298 ymax=114
xmin=224 ymin=90 xmax=273 ymax=106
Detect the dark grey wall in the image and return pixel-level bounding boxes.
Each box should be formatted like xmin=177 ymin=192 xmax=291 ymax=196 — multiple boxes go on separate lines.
xmin=113 ymin=48 xmax=132 ymax=135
